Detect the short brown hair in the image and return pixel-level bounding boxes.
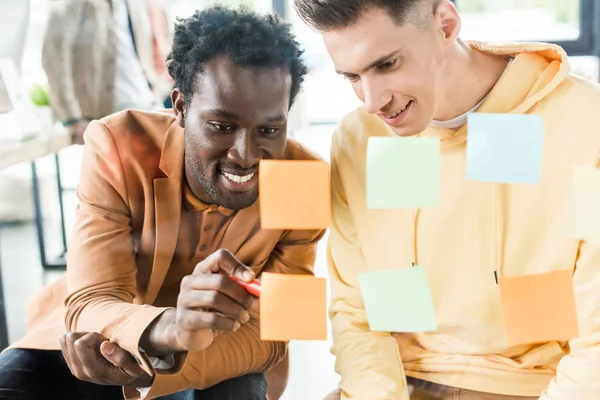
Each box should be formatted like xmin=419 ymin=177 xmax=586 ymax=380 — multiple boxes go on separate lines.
xmin=293 ymin=0 xmax=425 ymax=31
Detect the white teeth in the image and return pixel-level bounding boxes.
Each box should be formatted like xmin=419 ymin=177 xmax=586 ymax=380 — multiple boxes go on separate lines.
xmin=223 ymin=172 xmax=254 ymax=184
xmin=386 ymin=102 xmax=410 ymax=119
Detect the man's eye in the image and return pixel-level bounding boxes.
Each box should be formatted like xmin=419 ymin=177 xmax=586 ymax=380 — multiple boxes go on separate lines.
xmin=377 ymin=59 xmax=396 ymax=71
xmin=210 ymin=123 xmax=234 ymax=132
xmin=344 ymin=73 xmax=360 ymax=82
xmin=258 ymin=127 xmax=279 ymax=135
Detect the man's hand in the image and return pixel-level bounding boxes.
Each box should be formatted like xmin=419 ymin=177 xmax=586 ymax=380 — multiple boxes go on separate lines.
xmin=67 ymin=120 xmax=89 ymax=144
xmin=60 ymin=332 xmax=153 ymax=387
xmin=141 ymin=249 xmax=258 ymax=356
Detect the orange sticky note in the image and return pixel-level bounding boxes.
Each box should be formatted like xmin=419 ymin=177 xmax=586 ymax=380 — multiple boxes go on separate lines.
xmin=259 ymin=272 xmax=327 ymax=341
xmin=499 ymin=269 xmax=579 ymax=347
xmin=259 ymin=160 xmax=331 ymax=230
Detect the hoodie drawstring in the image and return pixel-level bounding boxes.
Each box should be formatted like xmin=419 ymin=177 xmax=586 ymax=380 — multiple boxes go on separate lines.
xmin=410 ymin=185 xmax=502 ymax=284
xmin=492 ymin=184 xmax=504 ymax=284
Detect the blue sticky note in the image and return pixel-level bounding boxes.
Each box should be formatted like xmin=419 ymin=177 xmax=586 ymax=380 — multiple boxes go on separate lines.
xmin=466 ymin=113 xmax=544 ymax=183
xmin=367 ymin=137 xmax=440 ymax=209
xmin=359 ymin=266 xmax=437 ymax=333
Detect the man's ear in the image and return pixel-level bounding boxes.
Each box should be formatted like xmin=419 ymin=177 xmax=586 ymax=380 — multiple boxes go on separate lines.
xmin=172 ymin=89 xmax=186 ymax=128
xmin=436 ymin=0 xmax=461 ymax=46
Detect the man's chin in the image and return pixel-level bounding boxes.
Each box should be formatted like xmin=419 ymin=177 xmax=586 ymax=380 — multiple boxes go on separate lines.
xmin=216 ymin=192 xmax=258 ymax=211
xmin=389 ymin=122 xmax=427 ymax=137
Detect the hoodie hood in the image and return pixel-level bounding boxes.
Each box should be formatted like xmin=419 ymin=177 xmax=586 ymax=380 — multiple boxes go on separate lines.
xmin=422 ymin=41 xmax=571 ymax=145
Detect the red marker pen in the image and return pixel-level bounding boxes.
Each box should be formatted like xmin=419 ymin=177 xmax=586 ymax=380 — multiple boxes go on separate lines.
xmin=230 ymin=275 xmax=261 ymax=297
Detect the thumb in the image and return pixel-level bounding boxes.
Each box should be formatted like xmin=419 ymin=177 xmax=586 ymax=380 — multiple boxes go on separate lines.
xmin=233 ymin=263 xmax=255 ymax=283
xmin=100 ymin=341 xmax=135 ymax=369
xmin=100 ymin=341 xmax=116 ymax=356
xmin=196 ymin=249 xmax=254 ymax=281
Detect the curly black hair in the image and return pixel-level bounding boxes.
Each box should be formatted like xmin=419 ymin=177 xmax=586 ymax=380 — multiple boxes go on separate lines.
xmin=167 ymin=6 xmax=308 ymax=109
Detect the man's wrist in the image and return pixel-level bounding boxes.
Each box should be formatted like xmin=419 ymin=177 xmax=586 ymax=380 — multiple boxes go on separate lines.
xmin=140 ymin=309 xmax=183 ymax=357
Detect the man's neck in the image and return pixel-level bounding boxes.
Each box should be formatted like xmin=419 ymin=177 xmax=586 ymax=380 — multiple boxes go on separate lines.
xmin=184 ymin=161 xmax=215 ymax=205
xmin=434 ymin=39 xmax=510 ymax=121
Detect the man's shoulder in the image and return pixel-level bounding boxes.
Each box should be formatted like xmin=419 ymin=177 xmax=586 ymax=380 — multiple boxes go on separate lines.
xmin=551 ymin=74 xmax=600 ymax=111
xmin=94 ymin=109 xmax=177 ymax=158
xmin=546 ymin=74 xmax=600 ymax=139
xmin=561 ymin=71 xmax=600 ymax=92
xmin=332 ymin=106 xmax=388 ymax=157
xmin=85 ymin=109 xmax=180 ymax=182
xmin=99 ymin=109 xmax=177 ymax=138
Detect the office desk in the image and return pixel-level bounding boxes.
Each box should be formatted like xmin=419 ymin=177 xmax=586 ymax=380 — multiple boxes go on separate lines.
xmin=0 ymin=127 xmax=73 ymax=349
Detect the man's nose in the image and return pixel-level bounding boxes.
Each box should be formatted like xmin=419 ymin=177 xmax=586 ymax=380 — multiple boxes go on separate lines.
xmin=228 ymin=130 xmax=261 ymax=169
xmin=361 ymin=77 xmax=392 ymax=115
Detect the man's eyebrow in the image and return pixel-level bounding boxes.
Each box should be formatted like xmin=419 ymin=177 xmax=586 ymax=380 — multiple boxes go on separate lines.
xmin=336 ymin=49 xmax=402 ymax=76
xmin=202 ymin=110 xmax=285 ymax=124
xmin=262 ymin=114 xmax=286 ymax=124
xmin=203 ymin=109 xmax=239 ymax=120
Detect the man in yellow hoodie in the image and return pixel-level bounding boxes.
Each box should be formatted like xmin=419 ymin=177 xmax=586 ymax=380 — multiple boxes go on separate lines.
xmin=293 ymin=0 xmax=600 ymax=399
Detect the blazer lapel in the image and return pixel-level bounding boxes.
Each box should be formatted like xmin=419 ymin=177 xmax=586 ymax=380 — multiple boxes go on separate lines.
xmin=144 ymin=121 xmax=184 ymax=304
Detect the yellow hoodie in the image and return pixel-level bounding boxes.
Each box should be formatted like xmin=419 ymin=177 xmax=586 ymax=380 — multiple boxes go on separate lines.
xmin=328 ymin=42 xmax=600 ymax=400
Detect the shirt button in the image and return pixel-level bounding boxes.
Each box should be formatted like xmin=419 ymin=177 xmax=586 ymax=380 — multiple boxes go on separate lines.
xmin=204 ymin=225 xmax=211 ymax=232
xmin=200 ymin=244 xmax=207 ymax=252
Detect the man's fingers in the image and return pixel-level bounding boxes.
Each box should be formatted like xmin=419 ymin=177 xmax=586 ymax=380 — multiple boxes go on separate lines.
xmin=177 ymin=309 xmax=241 ymax=333
xmin=60 ymin=333 xmax=77 ymax=376
xmin=74 ymin=333 xmax=112 ymax=380
xmin=193 ymin=249 xmax=255 ymax=281
xmin=59 ymin=333 xmax=68 ymax=356
xmin=100 ymin=341 xmax=146 ymax=378
xmin=75 ymin=331 xmax=107 ymax=348
xmin=180 ymin=274 xmax=254 ymax=309
xmin=64 ymin=333 xmax=88 ymax=381
xmin=249 ymin=297 xmax=259 ymax=314
xmin=179 ymin=289 xmax=251 ymax=324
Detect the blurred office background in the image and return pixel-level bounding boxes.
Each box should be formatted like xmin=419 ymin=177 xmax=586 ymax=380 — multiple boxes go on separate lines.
xmin=0 ymin=1 xmax=599 ymax=399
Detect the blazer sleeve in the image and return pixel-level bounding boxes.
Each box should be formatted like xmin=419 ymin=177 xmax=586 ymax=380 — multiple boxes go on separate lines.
xmin=132 ymin=228 xmax=325 ymax=399
xmin=65 ymin=120 xmax=171 ymax=378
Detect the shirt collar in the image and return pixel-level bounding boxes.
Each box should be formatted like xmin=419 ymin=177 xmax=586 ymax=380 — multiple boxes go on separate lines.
xmin=182 ymin=178 xmax=235 ymax=217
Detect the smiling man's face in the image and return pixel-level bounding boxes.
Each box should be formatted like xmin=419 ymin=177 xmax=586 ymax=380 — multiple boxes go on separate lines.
xmin=322 ymin=5 xmax=450 ymax=136
xmin=174 ymin=56 xmax=291 ymax=210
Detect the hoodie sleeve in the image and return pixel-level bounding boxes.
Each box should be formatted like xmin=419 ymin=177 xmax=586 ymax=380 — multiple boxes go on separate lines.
xmin=328 ymin=129 xmax=409 ymax=400
xmin=540 ymin=161 xmax=600 ymax=400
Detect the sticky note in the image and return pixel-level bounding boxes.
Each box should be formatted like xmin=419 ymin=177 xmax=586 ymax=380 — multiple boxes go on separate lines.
xmin=564 ymin=166 xmax=600 ymax=242
xmin=359 ymin=266 xmax=437 ymax=332
xmin=466 ymin=113 xmax=544 ymax=183
xmin=367 ymin=137 xmax=440 ymax=209
xmin=499 ymin=269 xmax=579 ymax=347
xmin=259 ymin=272 xmax=327 ymax=341
xmin=259 ymin=160 xmax=331 ymax=230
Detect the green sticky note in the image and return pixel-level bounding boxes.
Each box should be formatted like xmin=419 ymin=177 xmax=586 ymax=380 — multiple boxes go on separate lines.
xmin=367 ymin=137 xmax=440 ymax=209
xmin=359 ymin=266 xmax=437 ymax=333
xmin=564 ymin=166 xmax=600 ymax=242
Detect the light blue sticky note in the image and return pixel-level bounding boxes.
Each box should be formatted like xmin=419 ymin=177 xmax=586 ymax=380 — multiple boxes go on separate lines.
xmin=359 ymin=266 xmax=437 ymax=333
xmin=466 ymin=113 xmax=544 ymax=183
xmin=367 ymin=137 xmax=440 ymax=209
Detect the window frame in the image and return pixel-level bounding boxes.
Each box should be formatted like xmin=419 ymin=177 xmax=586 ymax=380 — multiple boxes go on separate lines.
xmin=276 ymin=0 xmax=600 ymax=77
xmin=273 ymin=0 xmax=286 ymax=18
xmin=451 ymin=0 xmax=599 ymax=57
